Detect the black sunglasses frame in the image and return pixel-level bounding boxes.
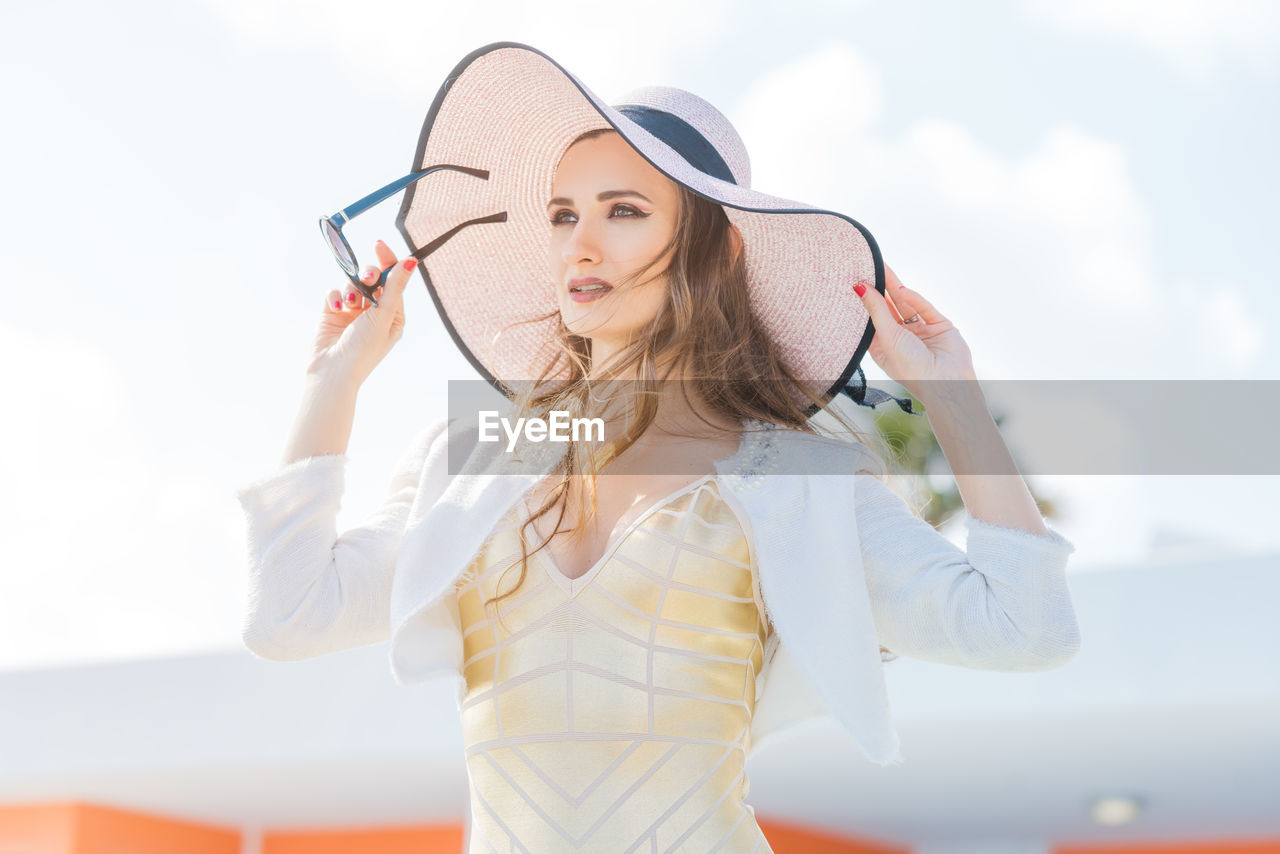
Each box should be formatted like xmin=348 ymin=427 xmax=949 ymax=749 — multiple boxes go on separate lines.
xmin=318 ymin=163 xmax=508 ymax=307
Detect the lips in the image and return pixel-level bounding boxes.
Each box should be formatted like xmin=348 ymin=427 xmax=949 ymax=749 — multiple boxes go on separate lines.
xmin=568 ymin=277 xmax=613 ymax=294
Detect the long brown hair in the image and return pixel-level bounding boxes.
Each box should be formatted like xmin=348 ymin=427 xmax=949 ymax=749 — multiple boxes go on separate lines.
xmin=477 ymin=127 xmax=887 ymax=631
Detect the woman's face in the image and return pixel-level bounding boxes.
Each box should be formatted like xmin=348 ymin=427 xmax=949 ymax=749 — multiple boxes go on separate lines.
xmin=547 ymin=132 xmax=681 ymax=353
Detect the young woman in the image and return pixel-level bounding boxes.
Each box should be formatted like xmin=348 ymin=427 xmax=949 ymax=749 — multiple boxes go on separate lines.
xmin=237 ymin=42 xmax=1081 ymax=853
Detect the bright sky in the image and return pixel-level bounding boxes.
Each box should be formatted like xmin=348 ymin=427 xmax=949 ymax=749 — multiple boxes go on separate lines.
xmin=2 ymin=0 xmax=1277 ymax=672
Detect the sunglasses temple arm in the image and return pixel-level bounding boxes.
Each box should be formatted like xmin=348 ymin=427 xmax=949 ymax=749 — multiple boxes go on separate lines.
xmin=359 ymin=209 xmax=509 ymax=308
xmin=410 ymin=211 xmax=509 ymax=261
xmin=329 ymin=164 xmax=492 ymax=227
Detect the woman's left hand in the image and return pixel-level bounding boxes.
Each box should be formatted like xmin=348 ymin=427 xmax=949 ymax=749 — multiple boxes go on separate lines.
xmin=853 ymin=264 xmax=976 ymax=402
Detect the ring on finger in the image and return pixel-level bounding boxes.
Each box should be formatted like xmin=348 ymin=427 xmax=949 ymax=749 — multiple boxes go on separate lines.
xmin=900 ymin=313 xmax=922 ymax=325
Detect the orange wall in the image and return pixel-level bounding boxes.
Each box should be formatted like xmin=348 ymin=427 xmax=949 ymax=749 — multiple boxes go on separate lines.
xmin=758 ymin=816 xmax=909 ymax=853
xmin=4 ymin=802 xmax=1280 ymax=854
xmin=0 ymin=802 xmax=239 ymax=854
xmin=262 ymin=825 xmax=464 ymax=854
xmin=0 ymin=804 xmax=78 ymax=853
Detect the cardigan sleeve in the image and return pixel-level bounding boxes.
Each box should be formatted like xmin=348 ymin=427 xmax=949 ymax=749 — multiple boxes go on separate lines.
xmin=853 ymin=467 xmax=1082 ymax=671
xmin=234 ymin=416 xmax=450 ymax=661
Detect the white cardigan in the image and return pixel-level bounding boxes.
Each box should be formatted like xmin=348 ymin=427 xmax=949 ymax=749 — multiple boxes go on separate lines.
xmin=235 ymin=414 xmax=1080 ymax=767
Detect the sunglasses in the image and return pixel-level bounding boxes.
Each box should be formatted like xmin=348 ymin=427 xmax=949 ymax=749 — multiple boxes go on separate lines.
xmin=318 ymin=163 xmax=508 ymax=307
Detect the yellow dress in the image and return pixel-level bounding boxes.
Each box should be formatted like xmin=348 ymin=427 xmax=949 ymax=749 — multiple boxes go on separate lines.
xmin=453 ymin=474 xmax=776 ymax=853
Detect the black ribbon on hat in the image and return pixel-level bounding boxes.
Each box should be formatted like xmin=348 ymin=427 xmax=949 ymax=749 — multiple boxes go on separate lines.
xmin=839 ymin=366 xmax=922 ymax=415
xmin=614 ymin=104 xmax=738 ymax=185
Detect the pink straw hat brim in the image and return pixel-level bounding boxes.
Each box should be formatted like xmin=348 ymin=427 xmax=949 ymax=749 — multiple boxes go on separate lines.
xmin=394 ymin=41 xmax=884 ymax=418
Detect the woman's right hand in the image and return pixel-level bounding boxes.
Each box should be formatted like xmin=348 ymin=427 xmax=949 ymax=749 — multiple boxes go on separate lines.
xmin=308 ymin=239 xmax=418 ymax=386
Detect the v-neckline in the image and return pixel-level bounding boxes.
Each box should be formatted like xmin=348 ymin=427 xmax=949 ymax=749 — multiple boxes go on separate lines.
xmin=523 ymin=473 xmax=716 ymax=598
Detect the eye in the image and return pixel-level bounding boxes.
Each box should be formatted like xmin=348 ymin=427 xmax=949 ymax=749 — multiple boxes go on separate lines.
xmin=549 ymin=203 xmax=648 ymax=226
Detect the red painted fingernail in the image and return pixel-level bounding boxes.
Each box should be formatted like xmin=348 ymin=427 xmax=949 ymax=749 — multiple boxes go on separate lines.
xmin=333 ymin=299 xmax=342 ymax=309
xmin=853 ymin=283 xmax=866 ymax=297
xmin=346 ymin=292 xmax=357 ymax=301
xmin=403 ymin=257 xmax=418 ymax=271
xmin=899 ymin=284 xmax=907 ymax=290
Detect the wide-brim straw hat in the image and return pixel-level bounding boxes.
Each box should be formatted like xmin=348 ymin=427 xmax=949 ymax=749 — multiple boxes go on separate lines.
xmin=394 ymin=40 xmax=907 ymax=419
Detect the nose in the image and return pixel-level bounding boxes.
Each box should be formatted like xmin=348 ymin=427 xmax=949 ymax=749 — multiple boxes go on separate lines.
xmin=559 ymin=218 xmax=601 ymax=269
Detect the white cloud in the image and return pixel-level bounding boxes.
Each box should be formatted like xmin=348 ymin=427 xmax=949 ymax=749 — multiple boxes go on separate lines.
xmin=1186 ymin=281 xmax=1265 ymax=370
xmin=733 ymin=41 xmax=1263 ymax=380
xmin=194 ymin=0 xmax=735 ymax=102
xmin=905 ymin=120 xmax=1156 ymax=317
xmin=735 ymin=40 xmax=883 ymax=167
xmin=1022 ymin=0 xmax=1280 ymax=80
xmin=0 ymin=323 xmax=244 ymax=672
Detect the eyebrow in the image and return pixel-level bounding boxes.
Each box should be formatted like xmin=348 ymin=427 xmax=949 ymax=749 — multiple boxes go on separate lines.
xmin=546 ymin=189 xmax=654 ymax=210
